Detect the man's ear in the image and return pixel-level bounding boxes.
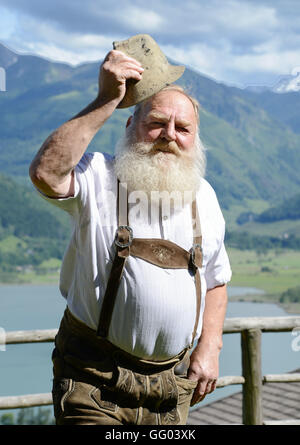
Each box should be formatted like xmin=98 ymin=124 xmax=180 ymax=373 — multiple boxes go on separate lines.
xmin=126 ymin=116 xmax=133 ymax=128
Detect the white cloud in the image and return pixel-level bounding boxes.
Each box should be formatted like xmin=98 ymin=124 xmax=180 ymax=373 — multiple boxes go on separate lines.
xmin=0 ymin=7 xmax=18 ymax=40
xmin=121 ymin=7 xmax=164 ymax=31
xmin=1 ymin=16 xmax=118 ymax=65
xmin=1 ymin=0 xmax=300 ymax=86
xmin=212 ymin=0 xmax=278 ymax=31
xmin=291 ymin=66 xmax=300 ymax=76
xmin=162 ymin=43 xmax=222 ymax=80
xmin=163 ymin=35 xmax=300 ymax=88
xmin=233 ymin=49 xmax=300 ymax=76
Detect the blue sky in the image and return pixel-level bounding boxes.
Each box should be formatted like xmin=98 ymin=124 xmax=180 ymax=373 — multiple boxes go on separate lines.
xmin=1 ymin=0 xmax=300 ymax=88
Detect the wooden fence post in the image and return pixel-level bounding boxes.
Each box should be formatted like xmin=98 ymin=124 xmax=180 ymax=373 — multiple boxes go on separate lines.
xmin=241 ymin=328 xmax=263 ymax=425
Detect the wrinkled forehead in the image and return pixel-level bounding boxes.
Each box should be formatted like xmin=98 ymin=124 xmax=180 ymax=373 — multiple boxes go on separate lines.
xmin=135 ymin=90 xmax=198 ymax=124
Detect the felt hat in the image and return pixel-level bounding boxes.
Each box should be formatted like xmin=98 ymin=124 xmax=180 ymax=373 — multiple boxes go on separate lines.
xmin=113 ymin=34 xmax=185 ymax=108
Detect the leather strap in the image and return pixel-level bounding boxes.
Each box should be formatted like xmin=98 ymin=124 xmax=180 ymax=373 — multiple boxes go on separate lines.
xmin=97 ymin=181 xmax=203 ymax=348
xmin=190 ymin=199 xmax=203 ymax=344
xmin=130 ymin=238 xmax=198 ymax=269
xmin=97 ymin=224 xmax=131 ymax=338
xmin=193 ymin=269 xmax=201 ymax=344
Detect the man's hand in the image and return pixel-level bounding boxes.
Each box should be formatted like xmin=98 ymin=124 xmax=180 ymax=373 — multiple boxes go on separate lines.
xmin=98 ymin=50 xmax=144 ymax=106
xmin=187 ymin=341 xmax=220 ymax=406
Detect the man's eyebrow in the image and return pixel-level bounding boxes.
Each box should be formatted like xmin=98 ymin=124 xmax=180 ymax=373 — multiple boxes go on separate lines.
xmin=146 ymin=111 xmax=191 ymax=127
xmin=147 ymin=111 xmax=168 ymax=121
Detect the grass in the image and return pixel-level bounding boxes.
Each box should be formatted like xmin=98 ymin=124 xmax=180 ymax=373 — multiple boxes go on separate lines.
xmin=0 ymin=235 xmax=27 ymax=253
xmin=0 ymin=270 xmax=60 ymax=285
xmin=223 ymin=198 xmax=270 ymax=229
xmin=228 ymin=248 xmax=300 ymax=294
xmin=234 ymin=219 xmax=300 ymax=237
xmin=228 ymin=248 xmax=300 ymax=313
xmin=37 ymin=258 xmax=61 ymax=269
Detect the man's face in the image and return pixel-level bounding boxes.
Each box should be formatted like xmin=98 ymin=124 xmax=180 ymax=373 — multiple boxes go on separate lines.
xmin=115 ymin=89 xmax=204 ymax=196
xmin=133 ymin=90 xmax=198 ymax=159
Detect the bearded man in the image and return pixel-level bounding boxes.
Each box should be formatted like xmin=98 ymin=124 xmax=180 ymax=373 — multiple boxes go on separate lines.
xmin=29 ymin=48 xmax=231 ymax=426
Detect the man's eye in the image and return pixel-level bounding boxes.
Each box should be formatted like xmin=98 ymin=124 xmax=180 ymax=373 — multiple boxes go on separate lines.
xmin=177 ymin=127 xmax=188 ymax=132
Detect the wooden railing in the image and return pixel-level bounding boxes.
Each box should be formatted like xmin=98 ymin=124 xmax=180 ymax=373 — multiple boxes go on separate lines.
xmin=1 ymin=316 xmax=300 ymax=425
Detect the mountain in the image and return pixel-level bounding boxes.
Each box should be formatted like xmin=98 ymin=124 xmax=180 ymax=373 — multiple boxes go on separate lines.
xmin=237 ymin=192 xmax=300 ymax=224
xmin=238 ymin=87 xmax=300 ymax=136
xmin=245 ymin=73 xmax=300 ymax=94
xmin=0 ymin=43 xmax=74 ymax=94
xmin=1 ymin=42 xmax=300 ymax=229
xmin=271 ymin=72 xmax=300 ymax=93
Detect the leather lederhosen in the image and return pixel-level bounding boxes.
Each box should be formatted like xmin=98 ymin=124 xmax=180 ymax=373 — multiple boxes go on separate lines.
xmin=97 ymin=182 xmax=203 ymax=353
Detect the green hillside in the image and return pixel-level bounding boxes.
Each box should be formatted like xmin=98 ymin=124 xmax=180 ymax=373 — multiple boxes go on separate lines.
xmin=255 ymin=193 xmax=300 ymax=222
xmin=0 ymin=173 xmax=70 ymax=282
xmin=239 ymin=89 xmax=300 ymax=135
xmin=237 ymin=192 xmax=300 ymax=224
xmin=234 ymin=192 xmax=300 ymax=239
xmin=0 ymin=173 xmax=69 ymax=238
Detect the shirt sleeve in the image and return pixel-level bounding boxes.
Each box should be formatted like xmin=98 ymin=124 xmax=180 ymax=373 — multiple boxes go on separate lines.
xmin=33 ymin=153 xmax=94 ymax=217
xmin=200 ymin=179 xmax=232 ymax=290
xmin=204 ymin=237 xmax=232 ymax=290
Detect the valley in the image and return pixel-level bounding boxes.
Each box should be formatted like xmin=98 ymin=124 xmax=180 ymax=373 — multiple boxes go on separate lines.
xmin=0 ymin=42 xmax=299 ymax=311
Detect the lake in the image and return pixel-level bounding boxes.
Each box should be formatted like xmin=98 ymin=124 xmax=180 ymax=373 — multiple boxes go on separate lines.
xmin=0 ymin=284 xmax=299 ymax=411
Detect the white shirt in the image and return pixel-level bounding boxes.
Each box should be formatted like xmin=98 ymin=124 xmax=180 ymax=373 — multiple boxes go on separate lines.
xmin=39 ymin=152 xmax=232 ymax=360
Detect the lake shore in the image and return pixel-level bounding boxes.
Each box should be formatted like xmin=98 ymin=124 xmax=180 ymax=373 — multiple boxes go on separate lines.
xmin=1 ymin=272 xmax=299 ymax=314
xmin=228 ymin=291 xmax=300 ymax=315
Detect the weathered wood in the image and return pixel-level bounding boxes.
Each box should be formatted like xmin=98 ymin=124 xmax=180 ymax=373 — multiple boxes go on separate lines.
xmin=5 ymin=329 xmax=57 ymax=344
xmin=241 ymin=329 xmax=263 ymax=425
xmin=0 ymin=393 xmax=52 ymax=410
xmin=3 ymin=316 xmax=300 ymax=346
xmin=216 ymin=375 xmax=245 ymax=388
xmin=263 ymin=373 xmax=300 ymax=383
xmin=263 ymin=419 xmax=300 ymax=425
xmin=224 ymin=316 xmax=300 ymax=333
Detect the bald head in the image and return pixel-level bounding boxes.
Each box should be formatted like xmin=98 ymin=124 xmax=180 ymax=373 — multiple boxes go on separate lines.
xmin=132 ymin=85 xmax=200 ymax=126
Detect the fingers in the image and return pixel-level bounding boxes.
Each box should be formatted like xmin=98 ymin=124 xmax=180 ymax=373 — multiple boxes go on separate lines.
xmin=104 ymin=49 xmax=142 ymax=67
xmin=190 ymin=380 xmax=207 ymax=406
xmin=98 ymin=50 xmax=144 ymax=103
xmin=190 ymin=378 xmax=218 ymax=406
xmin=210 ymin=379 xmax=217 ymax=393
xmin=102 ymin=50 xmax=144 ymax=82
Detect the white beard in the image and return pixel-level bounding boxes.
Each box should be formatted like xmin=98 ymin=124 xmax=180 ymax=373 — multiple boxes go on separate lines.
xmin=114 ymin=132 xmax=206 ymax=199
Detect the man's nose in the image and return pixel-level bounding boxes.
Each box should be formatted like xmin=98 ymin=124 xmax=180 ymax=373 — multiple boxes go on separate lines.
xmin=160 ymin=121 xmax=176 ymax=141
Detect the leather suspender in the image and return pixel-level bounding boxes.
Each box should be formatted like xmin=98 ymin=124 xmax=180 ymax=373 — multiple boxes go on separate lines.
xmin=97 ymin=182 xmax=203 ymax=349
xmin=97 ymin=225 xmax=131 ymax=338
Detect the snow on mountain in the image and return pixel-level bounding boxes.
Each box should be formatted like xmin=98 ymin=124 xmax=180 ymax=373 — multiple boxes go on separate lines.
xmin=272 ymin=72 xmax=300 ymax=93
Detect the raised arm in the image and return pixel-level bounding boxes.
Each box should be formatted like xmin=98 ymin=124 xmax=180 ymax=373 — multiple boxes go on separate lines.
xmin=29 ymin=50 xmax=144 ymax=198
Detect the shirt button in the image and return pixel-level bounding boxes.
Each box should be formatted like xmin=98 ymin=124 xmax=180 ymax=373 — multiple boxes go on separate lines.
xmin=163 ymin=215 xmax=168 ymax=221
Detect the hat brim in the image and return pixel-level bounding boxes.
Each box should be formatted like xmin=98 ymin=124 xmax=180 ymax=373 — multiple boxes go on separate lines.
xmin=117 ymin=65 xmax=185 ymax=109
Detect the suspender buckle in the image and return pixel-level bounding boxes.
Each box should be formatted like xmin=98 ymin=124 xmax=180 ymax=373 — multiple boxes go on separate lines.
xmin=115 ymin=225 xmax=133 ymax=248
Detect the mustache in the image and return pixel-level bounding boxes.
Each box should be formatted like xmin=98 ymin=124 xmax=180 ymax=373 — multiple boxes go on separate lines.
xmin=135 ymin=140 xmax=181 ymax=157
